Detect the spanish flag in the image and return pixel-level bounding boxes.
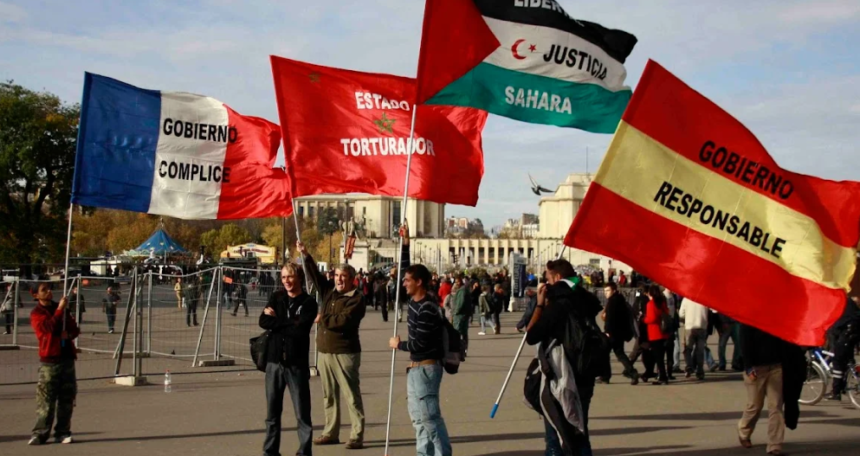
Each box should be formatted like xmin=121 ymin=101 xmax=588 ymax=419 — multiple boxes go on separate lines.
xmin=566 ymin=60 xmax=860 ymax=346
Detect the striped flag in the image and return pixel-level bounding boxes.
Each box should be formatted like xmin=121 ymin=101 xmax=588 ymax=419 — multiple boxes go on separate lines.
xmin=566 ymin=60 xmax=860 ymax=346
xmin=416 ymin=0 xmax=637 ymax=133
xmin=72 ymin=73 xmax=292 ymax=220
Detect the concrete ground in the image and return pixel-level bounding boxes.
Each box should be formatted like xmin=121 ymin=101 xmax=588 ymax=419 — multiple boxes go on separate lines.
xmin=1 ymin=310 xmax=859 ymax=456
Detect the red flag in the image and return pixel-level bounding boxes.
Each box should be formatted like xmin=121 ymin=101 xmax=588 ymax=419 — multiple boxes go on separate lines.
xmin=270 ymin=55 xmax=487 ymax=206
xmin=565 ymin=60 xmax=860 ymax=346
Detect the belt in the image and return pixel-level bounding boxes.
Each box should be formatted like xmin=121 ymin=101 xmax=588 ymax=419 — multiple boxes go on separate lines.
xmin=408 ymin=359 xmax=440 ymax=368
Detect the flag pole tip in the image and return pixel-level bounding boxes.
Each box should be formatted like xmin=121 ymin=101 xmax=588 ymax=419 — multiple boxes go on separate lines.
xmin=490 ymin=403 xmax=499 ymax=418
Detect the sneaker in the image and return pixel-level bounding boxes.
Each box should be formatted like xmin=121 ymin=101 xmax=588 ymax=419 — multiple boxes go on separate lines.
xmin=56 ymin=435 xmax=73 ymax=444
xmin=28 ymin=436 xmax=42 ymax=446
xmin=478 ymin=332 xmax=486 ymax=336
xmin=108 ymin=329 xmax=115 ymax=334
xmin=3 ymin=331 xmax=9 ymax=335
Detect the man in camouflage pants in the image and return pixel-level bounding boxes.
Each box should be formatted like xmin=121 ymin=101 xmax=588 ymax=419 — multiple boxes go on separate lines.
xmin=29 ymin=283 xmax=79 ymax=445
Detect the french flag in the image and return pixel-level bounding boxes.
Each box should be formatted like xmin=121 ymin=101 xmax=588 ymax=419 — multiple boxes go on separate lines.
xmin=71 ymin=73 xmax=292 ymax=219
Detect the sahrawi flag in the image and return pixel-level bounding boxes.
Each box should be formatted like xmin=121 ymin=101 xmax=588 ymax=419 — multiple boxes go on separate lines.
xmin=271 ymin=56 xmax=487 ymax=206
xmin=566 ymin=60 xmax=860 ymax=346
xmin=415 ymin=0 xmax=637 ymax=133
xmin=72 ymin=73 xmax=292 ymax=219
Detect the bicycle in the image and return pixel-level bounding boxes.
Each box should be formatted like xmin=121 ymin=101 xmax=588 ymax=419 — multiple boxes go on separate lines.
xmin=799 ymin=348 xmax=830 ymax=405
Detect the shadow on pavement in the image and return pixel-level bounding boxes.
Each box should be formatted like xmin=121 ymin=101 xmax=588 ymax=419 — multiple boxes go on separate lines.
xmin=593 ymin=410 xmax=834 ymax=422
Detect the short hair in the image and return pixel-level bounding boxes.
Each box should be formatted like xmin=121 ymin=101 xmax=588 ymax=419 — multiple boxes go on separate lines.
xmin=405 ymin=264 xmax=431 ymax=290
xmin=281 ymin=263 xmax=305 ymax=285
xmin=546 ymin=259 xmax=576 ymax=279
xmin=605 ymin=282 xmax=618 ymax=292
xmin=335 ymin=263 xmax=356 ymax=280
xmin=481 ymin=285 xmax=490 ymax=293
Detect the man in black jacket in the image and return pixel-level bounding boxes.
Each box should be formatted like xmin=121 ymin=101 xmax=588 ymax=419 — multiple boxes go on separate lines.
xmin=260 ymin=263 xmax=318 ymax=456
xmin=526 ymin=259 xmax=603 ymax=456
xmin=602 ymin=282 xmax=638 ymax=385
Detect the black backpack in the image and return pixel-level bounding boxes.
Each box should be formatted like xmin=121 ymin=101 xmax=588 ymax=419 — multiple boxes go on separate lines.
xmin=437 ymin=307 xmax=462 ymax=374
xmin=563 ymin=308 xmax=611 ymax=380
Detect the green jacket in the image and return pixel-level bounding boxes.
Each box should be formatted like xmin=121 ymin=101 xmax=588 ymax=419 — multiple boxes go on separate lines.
xmin=305 ymin=254 xmax=366 ymax=354
xmin=452 ymin=287 xmax=470 ymax=334
xmin=478 ymin=292 xmax=491 ymax=316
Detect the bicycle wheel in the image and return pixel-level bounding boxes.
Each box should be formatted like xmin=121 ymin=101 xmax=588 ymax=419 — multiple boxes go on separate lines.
xmin=799 ymin=361 xmax=827 ymax=405
xmin=847 ymin=370 xmax=860 ymax=410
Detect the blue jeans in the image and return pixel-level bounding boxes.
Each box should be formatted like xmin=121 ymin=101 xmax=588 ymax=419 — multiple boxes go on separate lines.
xmin=407 ymin=364 xmax=451 ymax=456
xmin=265 ymin=363 xmax=313 ymax=456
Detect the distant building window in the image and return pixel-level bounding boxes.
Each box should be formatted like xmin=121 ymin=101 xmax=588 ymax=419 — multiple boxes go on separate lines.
xmin=309 ymin=206 xmax=315 ymax=218
xmin=298 ymin=206 xmax=304 ymax=217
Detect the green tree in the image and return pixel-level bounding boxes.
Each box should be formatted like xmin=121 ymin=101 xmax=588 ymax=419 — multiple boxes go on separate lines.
xmin=0 ymin=81 xmax=79 ymax=263
xmin=200 ymin=223 xmax=252 ymax=258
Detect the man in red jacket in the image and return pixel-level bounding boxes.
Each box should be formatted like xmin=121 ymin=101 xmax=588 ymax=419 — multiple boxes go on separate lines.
xmin=28 ymin=283 xmax=79 ymax=446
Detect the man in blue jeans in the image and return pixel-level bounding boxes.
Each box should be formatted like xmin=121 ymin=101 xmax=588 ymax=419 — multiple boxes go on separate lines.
xmin=388 ymin=223 xmax=452 ymax=456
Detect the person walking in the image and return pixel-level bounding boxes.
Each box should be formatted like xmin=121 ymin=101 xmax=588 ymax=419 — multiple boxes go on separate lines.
xmin=260 ymin=263 xmax=318 ymax=456
xmin=526 ymin=259 xmax=603 ymax=456
xmin=28 ymin=283 xmax=79 ymax=445
xmin=389 ymin=225 xmax=452 ymax=456
xmin=102 ymin=287 xmax=120 ymax=334
xmin=2 ymin=283 xmax=19 ymax=334
xmin=642 ymin=285 xmax=670 ymax=385
xmin=662 ymin=288 xmax=680 ymax=378
xmin=737 ymin=323 xmax=788 ymax=455
xmin=186 ymin=277 xmax=199 ymax=327
xmin=602 ymin=282 xmax=638 ymax=385
xmin=477 ymin=285 xmax=492 ymax=336
xmin=679 ymin=297 xmax=710 ymax=380
xmin=232 ymin=282 xmax=249 ymax=316
xmin=715 ymin=312 xmax=742 ymax=371
xmin=377 ymin=276 xmax=390 ymax=322
xmin=452 ymin=276 xmax=470 ymax=358
xmin=67 ymin=285 xmax=85 ymax=325
xmin=491 ymin=284 xmax=505 ymax=334
xmin=174 ymin=278 xmax=183 ymax=309
xmin=299 ymin=241 xmax=367 ymax=450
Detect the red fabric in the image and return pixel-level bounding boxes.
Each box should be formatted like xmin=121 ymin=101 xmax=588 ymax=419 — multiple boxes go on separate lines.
xmin=438 ymin=281 xmax=452 ymax=305
xmin=271 ymin=56 xmax=487 ymax=206
xmin=30 ymin=303 xmax=80 ymax=363
xmin=643 ymin=299 xmax=669 ymax=341
xmin=415 ymin=0 xmax=500 ymax=104
xmin=217 ymin=108 xmax=293 ymax=219
xmin=566 ymin=183 xmax=846 ymax=346
xmin=623 ymin=60 xmax=860 ymax=247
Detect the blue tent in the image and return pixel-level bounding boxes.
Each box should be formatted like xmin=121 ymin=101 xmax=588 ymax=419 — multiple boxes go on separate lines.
xmin=134 ymin=228 xmax=187 ymax=255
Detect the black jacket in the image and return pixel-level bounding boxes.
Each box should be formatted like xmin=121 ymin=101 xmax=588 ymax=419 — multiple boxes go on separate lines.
xmin=526 ymin=281 xmax=602 ymax=351
xmin=604 ymin=293 xmax=633 ymax=342
xmin=740 ymin=324 xmax=785 ymax=370
xmin=259 ymin=291 xmax=317 ymax=367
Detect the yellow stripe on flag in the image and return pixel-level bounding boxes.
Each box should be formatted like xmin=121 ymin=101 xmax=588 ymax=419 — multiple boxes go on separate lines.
xmin=594 ymin=122 xmax=856 ymax=291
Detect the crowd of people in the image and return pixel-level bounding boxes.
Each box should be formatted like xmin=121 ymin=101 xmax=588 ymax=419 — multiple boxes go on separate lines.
xmin=21 ymin=219 xmax=860 ymax=456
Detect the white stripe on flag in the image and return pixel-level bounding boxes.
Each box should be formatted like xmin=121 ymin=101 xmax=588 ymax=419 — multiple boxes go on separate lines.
xmin=149 ymin=92 xmax=229 ymax=219
xmin=483 ymin=17 xmax=629 ymax=92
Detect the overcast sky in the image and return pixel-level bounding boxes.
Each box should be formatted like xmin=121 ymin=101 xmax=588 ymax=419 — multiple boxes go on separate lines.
xmin=2 ymin=0 xmax=859 ymax=230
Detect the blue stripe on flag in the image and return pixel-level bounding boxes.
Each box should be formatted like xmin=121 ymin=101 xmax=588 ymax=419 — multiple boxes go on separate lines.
xmin=71 ymin=73 xmax=160 ymax=213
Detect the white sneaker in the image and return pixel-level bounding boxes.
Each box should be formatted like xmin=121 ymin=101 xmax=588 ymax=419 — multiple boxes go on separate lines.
xmin=60 ymin=435 xmax=73 ymax=444
xmin=28 ymin=436 xmax=42 ymax=445
xmin=478 ymin=332 xmax=486 ymax=336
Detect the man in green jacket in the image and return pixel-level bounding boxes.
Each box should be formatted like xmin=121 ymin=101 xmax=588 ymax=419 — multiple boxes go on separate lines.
xmin=452 ymin=276 xmax=470 ymax=359
xmin=299 ymin=241 xmax=367 ymax=450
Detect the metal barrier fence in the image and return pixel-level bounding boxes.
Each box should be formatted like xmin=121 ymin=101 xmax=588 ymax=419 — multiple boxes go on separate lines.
xmin=0 ymin=266 xmax=319 ymax=385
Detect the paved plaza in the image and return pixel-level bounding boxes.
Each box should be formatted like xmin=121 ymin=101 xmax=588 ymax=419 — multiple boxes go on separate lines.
xmin=2 ymin=310 xmax=859 ymax=456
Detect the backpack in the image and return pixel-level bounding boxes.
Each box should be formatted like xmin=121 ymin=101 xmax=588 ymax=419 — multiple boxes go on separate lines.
xmin=563 ymin=306 xmax=611 ymax=380
xmin=437 ymin=307 xmax=462 ymax=374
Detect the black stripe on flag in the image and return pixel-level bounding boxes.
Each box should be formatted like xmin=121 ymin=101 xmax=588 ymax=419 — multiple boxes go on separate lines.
xmin=474 ymin=0 xmax=637 ymax=64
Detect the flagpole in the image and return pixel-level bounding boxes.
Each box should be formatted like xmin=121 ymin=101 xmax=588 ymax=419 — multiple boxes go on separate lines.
xmin=383 ymin=105 xmax=418 ymax=456
xmin=62 ymin=203 xmax=74 ymax=296
xmin=490 ymin=245 xmax=567 ymax=418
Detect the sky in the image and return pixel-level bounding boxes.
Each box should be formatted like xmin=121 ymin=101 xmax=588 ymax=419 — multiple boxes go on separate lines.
xmin=2 ymin=0 xmax=860 ymax=230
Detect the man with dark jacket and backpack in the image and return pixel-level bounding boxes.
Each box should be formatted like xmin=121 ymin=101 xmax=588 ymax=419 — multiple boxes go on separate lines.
xmin=602 ymin=282 xmax=638 ymax=385
xmin=388 ymin=222 xmax=452 ymax=456
xmin=260 ymin=262 xmax=318 ymax=456
xmin=526 ymin=259 xmax=605 ymax=456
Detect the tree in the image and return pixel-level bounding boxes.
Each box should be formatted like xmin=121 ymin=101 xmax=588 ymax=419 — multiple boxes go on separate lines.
xmin=261 ymin=216 xmax=299 ymax=262
xmin=317 ymin=207 xmax=340 ymax=264
xmin=200 ymin=224 xmax=252 ymax=258
xmin=0 ymin=81 xmax=79 ymax=263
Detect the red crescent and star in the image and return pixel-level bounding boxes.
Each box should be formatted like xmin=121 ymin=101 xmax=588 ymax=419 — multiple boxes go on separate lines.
xmin=511 ymin=39 xmax=537 ymax=59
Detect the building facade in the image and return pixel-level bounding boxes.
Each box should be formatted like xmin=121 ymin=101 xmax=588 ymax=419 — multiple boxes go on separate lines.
xmin=293 ymin=195 xmax=445 ymax=238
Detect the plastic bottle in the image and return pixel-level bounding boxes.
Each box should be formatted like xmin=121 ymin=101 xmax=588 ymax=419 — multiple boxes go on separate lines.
xmin=164 ymin=370 xmax=172 ymax=393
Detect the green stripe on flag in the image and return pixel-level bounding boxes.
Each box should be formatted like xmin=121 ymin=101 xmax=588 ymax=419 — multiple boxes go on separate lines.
xmin=426 ymin=62 xmax=630 ymax=134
